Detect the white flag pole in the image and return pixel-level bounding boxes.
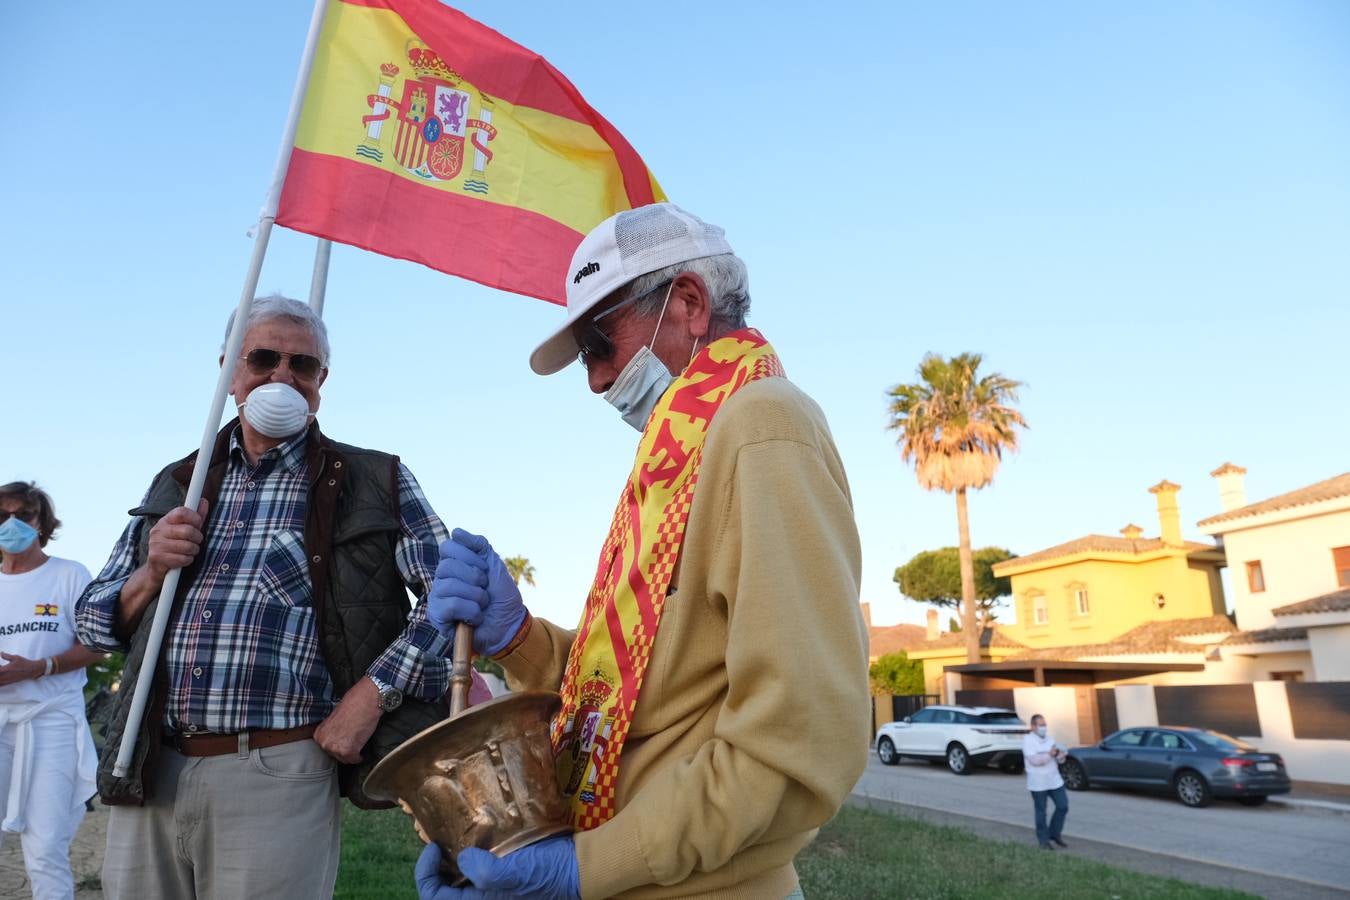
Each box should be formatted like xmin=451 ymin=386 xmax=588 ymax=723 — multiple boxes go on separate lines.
xmin=114 ymin=0 xmax=332 ymax=778
xmin=309 ymin=239 xmax=333 ymax=315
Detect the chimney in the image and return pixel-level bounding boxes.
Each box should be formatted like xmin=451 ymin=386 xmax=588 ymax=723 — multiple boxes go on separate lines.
xmin=1148 ymin=480 xmax=1183 ymax=546
xmin=1210 ymin=462 xmax=1248 ymax=512
xmin=1120 ymin=523 xmax=1144 ymax=540
xmin=926 ymin=608 xmax=939 ymax=641
xmin=860 ymin=602 xmax=873 ymax=628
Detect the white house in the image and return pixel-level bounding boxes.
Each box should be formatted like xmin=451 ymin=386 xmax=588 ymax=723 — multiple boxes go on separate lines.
xmin=1198 ymin=464 xmax=1350 ymax=682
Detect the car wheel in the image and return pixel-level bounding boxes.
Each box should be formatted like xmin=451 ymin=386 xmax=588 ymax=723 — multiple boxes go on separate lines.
xmin=1237 ymin=796 xmax=1268 ymax=807
xmin=1174 ymin=770 xmax=1211 ymax=808
xmin=947 ymin=743 xmax=971 ymax=775
xmin=877 ymin=737 xmax=899 ymax=766
xmin=1060 ymin=759 xmax=1088 ymax=791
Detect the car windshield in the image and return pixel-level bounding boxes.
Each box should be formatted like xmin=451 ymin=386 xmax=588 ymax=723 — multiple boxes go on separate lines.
xmin=1187 ymin=730 xmax=1256 ymax=753
xmin=975 ymin=713 xmax=1023 ymax=725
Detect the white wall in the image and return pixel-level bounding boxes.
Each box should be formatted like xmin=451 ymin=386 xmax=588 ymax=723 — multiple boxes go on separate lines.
xmin=1114 ymin=684 xmax=1159 ymax=729
xmin=1310 ymin=625 xmax=1350 ymax=681
xmin=1218 ymin=507 xmax=1350 ymax=630
xmin=1012 ymin=686 xmax=1082 ymax=744
xmin=1244 ymin=681 xmax=1350 ymax=786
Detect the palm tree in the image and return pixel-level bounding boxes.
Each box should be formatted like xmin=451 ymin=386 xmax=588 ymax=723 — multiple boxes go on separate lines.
xmin=886 ymin=353 xmax=1027 ymax=663
xmin=503 ymin=556 xmax=536 ymax=587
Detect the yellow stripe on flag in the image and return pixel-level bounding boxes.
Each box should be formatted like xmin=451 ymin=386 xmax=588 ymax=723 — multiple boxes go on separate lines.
xmin=293 ymin=2 xmax=664 ymax=236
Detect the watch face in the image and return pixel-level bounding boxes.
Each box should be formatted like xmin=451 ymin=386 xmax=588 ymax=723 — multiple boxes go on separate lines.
xmin=380 ymin=688 xmax=403 ymax=712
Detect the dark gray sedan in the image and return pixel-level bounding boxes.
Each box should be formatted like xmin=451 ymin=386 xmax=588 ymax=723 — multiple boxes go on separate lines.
xmin=1061 ymin=726 xmax=1291 ymax=808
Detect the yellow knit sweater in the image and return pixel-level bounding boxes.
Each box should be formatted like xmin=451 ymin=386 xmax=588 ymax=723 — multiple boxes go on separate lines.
xmin=500 ymin=378 xmax=870 ymax=899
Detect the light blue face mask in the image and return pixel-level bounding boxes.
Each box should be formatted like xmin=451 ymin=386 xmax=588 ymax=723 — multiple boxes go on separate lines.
xmin=604 ymin=344 xmax=675 ymax=432
xmin=0 ymin=516 xmax=39 ymax=554
xmin=603 ymin=283 xmax=700 ymax=432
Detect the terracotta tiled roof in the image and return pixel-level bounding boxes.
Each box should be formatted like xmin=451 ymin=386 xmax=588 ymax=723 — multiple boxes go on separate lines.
xmin=1198 ymin=472 xmax=1350 ymax=527
xmin=868 ymin=623 xmax=928 ymax=657
xmin=1272 ymin=587 xmax=1350 ymax=617
xmin=1004 ymin=615 xmax=1236 ymax=661
xmin=917 ymin=626 xmax=1026 ymax=651
xmin=993 ymin=535 xmax=1218 ymax=570
xmin=1222 ymin=626 xmax=1309 ymax=646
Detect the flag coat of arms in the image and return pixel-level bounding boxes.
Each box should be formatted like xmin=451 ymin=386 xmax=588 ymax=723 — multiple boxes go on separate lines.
xmin=277 ymin=0 xmax=666 ymax=303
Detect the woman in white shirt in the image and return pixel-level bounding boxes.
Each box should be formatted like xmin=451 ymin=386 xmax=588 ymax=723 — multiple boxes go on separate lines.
xmin=0 ymin=482 xmax=103 ymax=900
xmin=1022 ymin=713 xmax=1069 ymax=850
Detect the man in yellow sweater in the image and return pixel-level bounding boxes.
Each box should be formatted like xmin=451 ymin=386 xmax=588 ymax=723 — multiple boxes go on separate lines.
xmin=420 ymin=204 xmax=870 ymax=899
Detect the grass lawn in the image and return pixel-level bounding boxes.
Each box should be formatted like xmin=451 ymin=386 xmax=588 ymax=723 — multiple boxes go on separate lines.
xmin=336 ymin=803 xmax=1254 ymax=899
xmin=797 ymin=805 xmax=1254 ymax=899
xmin=335 ymin=805 xmax=423 ymax=900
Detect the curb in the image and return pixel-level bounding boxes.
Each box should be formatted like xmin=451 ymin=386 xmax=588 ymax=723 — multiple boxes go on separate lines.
xmin=1270 ymin=795 xmax=1350 ymax=816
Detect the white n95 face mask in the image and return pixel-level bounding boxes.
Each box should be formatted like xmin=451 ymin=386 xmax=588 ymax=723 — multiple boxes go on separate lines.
xmin=239 ymin=383 xmax=313 ymax=438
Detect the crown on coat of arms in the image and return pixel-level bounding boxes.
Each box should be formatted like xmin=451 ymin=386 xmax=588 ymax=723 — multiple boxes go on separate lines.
xmin=380 ymin=62 xmax=400 ymax=78
xmin=407 ymin=45 xmax=460 ymax=84
xmin=578 ymin=668 xmax=615 ymax=708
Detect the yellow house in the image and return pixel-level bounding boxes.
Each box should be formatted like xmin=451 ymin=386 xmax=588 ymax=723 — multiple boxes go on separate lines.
xmin=993 ymin=480 xmax=1226 ymax=649
xmin=904 ymin=611 xmax=1028 ymax=698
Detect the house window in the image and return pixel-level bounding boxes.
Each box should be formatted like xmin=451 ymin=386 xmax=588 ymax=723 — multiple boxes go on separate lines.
xmin=1270 ymin=671 xmax=1303 ymax=683
xmin=1334 ymin=546 xmax=1350 ymax=588
xmin=1074 ymin=588 xmax=1090 ymax=616
xmin=1246 ymin=561 xmax=1265 ymax=593
xmin=1032 ymin=594 xmax=1048 ymax=625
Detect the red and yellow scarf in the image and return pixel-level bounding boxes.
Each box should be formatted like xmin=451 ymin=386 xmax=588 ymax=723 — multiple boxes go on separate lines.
xmin=550 ymin=328 xmax=783 ymax=829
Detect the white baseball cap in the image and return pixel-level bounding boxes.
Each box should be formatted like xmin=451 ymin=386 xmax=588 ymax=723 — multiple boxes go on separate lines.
xmin=529 ymin=203 xmax=734 ymax=375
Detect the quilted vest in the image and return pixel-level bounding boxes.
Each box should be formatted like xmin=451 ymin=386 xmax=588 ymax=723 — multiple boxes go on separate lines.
xmin=95 ymin=420 xmax=448 ymax=808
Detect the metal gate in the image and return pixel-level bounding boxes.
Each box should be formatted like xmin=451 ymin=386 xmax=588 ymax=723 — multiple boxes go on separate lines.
xmin=892 ymin=694 xmax=939 ymax=720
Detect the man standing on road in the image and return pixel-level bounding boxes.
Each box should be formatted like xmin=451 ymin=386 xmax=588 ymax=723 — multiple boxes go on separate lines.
xmin=419 ymin=203 xmax=871 ymax=899
xmin=76 ymin=294 xmax=455 ymax=900
xmin=1023 ymin=713 xmax=1069 ymax=850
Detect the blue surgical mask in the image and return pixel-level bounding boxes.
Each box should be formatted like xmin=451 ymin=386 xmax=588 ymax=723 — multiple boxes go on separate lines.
xmin=604 ymin=283 xmax=679 ymax=433
xmin=605 ymin=345 xmax=674 ymax=432
xmin=1035 ymin=725 xmax=1048 ymax=738
xmin=0 ymin=517 xmax=39 ymax=554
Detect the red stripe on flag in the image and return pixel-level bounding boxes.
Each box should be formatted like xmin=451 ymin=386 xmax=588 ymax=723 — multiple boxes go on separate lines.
xmin=336 ymin=0 xmax=657 ymax=209
xmin=276 ymin=148 xmax=576 ymax=304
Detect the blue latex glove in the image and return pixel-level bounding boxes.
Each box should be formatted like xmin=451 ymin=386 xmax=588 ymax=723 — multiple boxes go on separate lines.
xmin=415 ymin=836 xmax=580 ymax=900
xmin=428 ymin=528 xmax=527 ymax=656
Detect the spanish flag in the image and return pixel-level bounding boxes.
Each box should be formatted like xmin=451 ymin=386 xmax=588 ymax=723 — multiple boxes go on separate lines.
xmin=276 ymin=0 xmax=666 ymax=304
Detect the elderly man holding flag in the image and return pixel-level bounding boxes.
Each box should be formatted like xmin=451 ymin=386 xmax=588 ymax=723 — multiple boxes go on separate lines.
xmin=422 ymin=204 xmax=871 ymax=899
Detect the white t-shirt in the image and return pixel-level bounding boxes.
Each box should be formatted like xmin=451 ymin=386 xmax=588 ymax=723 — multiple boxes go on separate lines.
xmin=0 ymin=556 xmax=93 ymax=705
xmin=1022 ymin=731 xmax=1066 ymax=792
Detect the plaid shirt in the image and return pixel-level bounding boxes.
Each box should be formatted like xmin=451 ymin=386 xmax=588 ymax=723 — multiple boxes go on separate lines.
xmin=76 ymin=428 xmax=452 ymax=734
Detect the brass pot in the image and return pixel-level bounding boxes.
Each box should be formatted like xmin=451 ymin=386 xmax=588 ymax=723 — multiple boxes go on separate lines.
xmin=364 ymin=690 xmax=571 ymax=880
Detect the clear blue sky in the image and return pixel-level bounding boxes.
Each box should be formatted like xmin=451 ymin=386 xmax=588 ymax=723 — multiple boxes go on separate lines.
xmin=3 ymin=1 xmax=1348 ymax=629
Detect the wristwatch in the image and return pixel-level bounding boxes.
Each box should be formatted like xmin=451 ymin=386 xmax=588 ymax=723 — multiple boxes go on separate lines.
xmin=369 ymin=675 xmax=403 ymax=713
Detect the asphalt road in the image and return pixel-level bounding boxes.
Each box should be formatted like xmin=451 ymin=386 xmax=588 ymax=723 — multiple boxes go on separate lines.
xmin=853 ymin=754 xmax=1350 ymax=898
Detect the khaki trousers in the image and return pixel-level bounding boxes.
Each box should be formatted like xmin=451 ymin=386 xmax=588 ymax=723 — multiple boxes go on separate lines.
xmin=102 ymin=738 xmax=340 ymax=900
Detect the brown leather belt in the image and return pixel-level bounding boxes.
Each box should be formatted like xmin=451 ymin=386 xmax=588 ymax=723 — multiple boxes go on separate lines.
xmin=162 ymin=724 xmax=318 ymax=757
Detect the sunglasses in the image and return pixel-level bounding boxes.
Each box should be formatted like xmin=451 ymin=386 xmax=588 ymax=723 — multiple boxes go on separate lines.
xmin=240 ymin=347 xmax=325 ymax=381
xmin=575 ymin=281 xmax=671 ymax=367
xmin=0 ymin=509 xmax=37 ymax=526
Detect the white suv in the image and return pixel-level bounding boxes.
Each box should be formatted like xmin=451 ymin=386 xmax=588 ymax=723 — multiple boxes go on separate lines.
xmin=875 ymin=705 xmax=1028 ymax=775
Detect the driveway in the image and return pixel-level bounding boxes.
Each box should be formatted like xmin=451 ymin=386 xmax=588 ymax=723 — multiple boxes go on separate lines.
xmin=853 ymin=754 xmax=1350 ymax=897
